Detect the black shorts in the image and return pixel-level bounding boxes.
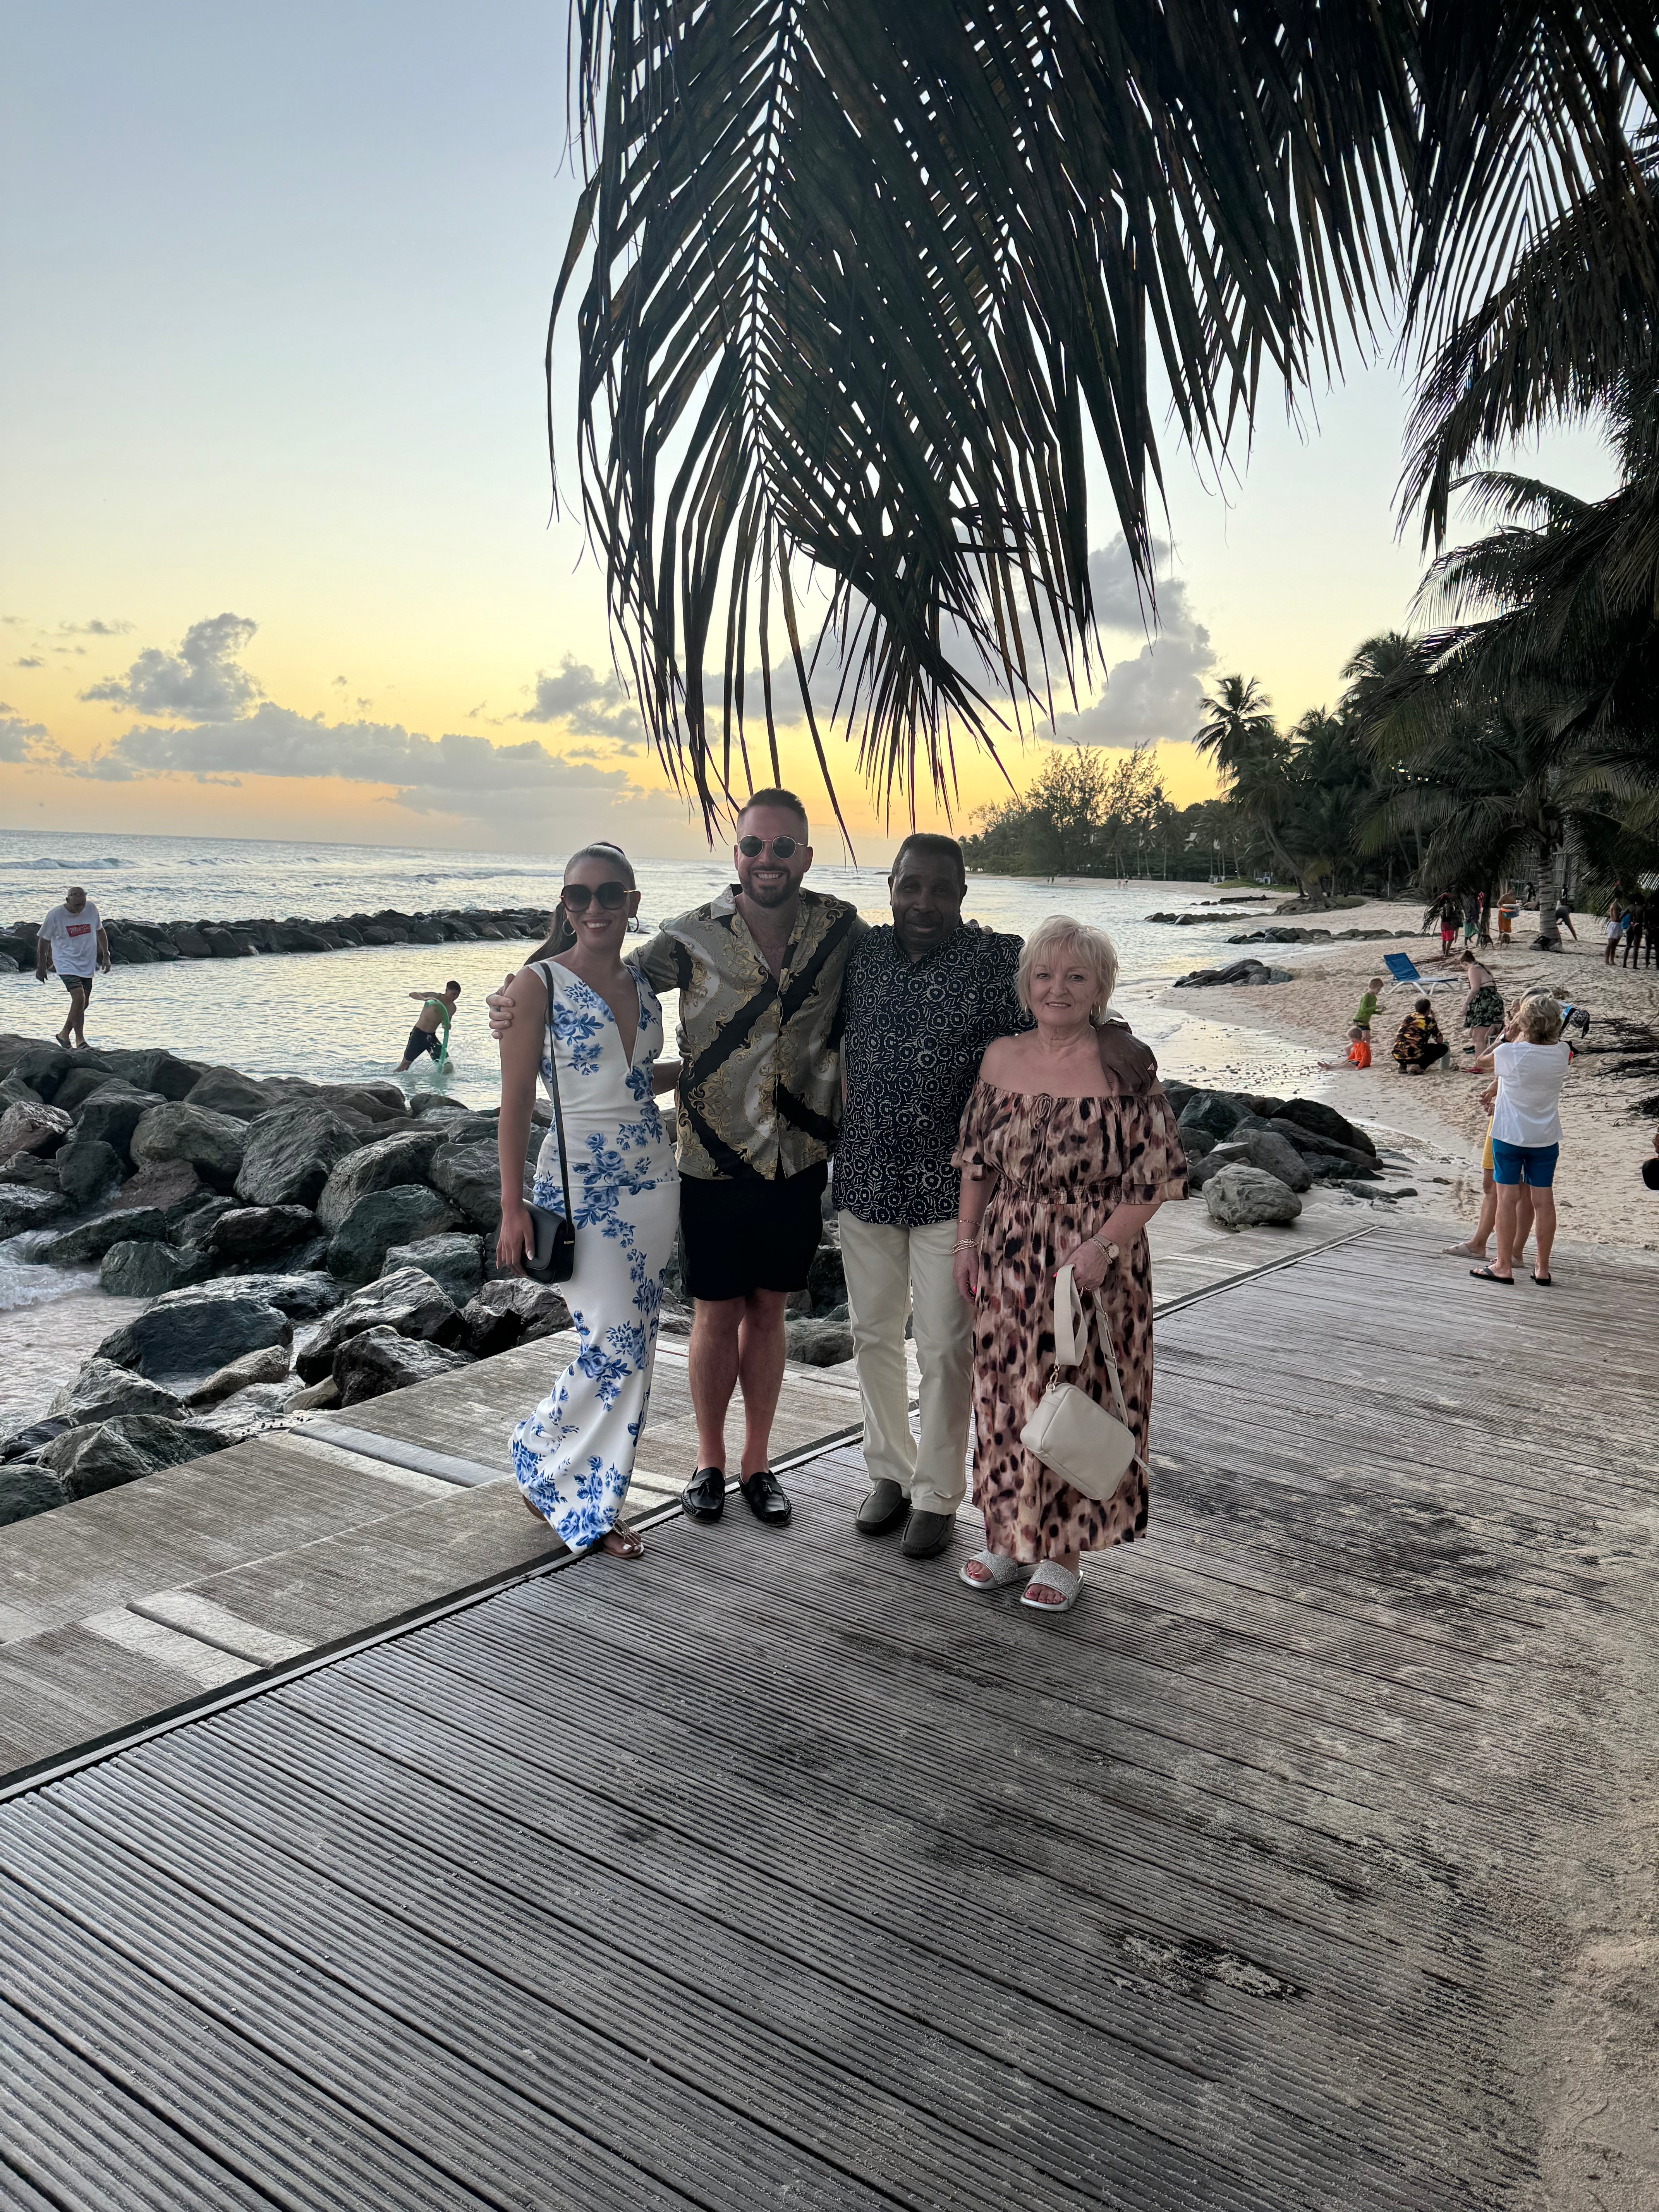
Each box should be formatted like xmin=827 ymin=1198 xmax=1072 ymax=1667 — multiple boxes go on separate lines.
xmin=678 ymin=1164 xmax=828 ymax=1302
xmin=61 ymin=973 xmax=93 ymax=998
xmin=404 ymin=1025 xmax=441 ymax=1061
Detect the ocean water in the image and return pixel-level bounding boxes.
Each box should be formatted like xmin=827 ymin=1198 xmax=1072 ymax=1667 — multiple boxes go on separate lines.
xmin=0 ymin=827 xmax=1286 ymax=1091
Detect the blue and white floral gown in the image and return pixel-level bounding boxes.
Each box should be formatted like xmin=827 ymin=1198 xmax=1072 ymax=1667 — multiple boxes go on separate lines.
xmin=509 ymin=959 xmax=679 ymax=1549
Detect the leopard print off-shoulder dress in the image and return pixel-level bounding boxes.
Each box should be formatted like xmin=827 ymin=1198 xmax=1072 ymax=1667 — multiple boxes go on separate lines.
xmin=953 ymin=1080 xmax=1188 ymax=1563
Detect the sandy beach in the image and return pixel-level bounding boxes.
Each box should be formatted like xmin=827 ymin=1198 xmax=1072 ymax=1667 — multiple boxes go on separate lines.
xmin=1153 ymin=897 xmax=1659 ymax=1259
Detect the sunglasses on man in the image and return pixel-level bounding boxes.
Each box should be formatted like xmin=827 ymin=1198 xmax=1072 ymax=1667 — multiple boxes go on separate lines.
xmin=560 ymin=880 xmax=633 ymax=912
xmin=737 ymin=835 xmax=801 ymax=859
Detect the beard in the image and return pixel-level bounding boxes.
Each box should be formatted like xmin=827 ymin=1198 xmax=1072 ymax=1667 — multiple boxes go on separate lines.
xmin=742 ymin=875 xmax=796 ymax=908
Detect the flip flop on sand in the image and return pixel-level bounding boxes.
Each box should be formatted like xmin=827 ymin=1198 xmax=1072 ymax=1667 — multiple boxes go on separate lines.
xmin=1530 ymin=1271 xmax=1554 ymax=1286
xmin=1470 ymin=1266 xmax=1514 ymax=1283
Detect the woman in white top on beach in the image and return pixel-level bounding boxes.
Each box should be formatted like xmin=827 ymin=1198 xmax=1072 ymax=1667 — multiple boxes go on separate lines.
xmin=1470 ymin=993 xmax=1570 ymax=1288
xmin=495 ymin=843 xmax=681 ymax=1557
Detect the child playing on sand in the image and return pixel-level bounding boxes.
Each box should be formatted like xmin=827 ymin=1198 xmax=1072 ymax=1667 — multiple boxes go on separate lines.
xmin=1319 ymin=1025 xmax=1373 ymax=1071
xmin=1353 ymin=978 xmax=1382 ymax=1032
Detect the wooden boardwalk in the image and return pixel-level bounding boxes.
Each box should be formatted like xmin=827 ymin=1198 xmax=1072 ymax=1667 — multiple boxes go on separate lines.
xmin=0 ymin=1221 xmax=1654 ymax=2208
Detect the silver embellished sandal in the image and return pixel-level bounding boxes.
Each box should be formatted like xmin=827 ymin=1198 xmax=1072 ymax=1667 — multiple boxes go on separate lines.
xmin=1020 ymin=1561 xmax=1082 ymax=1614
xmin=958 ymin=1551 xmax=1025 ymax=1593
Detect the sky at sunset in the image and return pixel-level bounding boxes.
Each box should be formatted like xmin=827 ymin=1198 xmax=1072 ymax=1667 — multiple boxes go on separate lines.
xmin=3 ymin=2 xmax=1619 ymax=866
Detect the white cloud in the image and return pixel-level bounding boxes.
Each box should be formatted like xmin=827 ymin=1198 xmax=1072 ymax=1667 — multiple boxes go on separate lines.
xmin=0 ymin=709 xmax=53 ymax=763
xmin=14 ymin=656 xmax=43 ymax=669
xmin=1039 ymin=538 xmax=1216 ymax=747
xmin=81 ymin=612 xmax=262 ymax=718
xmin=59 ymin=617 xmax=134 ymax=637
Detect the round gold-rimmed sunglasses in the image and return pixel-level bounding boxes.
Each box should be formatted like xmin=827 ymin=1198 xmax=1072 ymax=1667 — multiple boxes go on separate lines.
xmin=737 ymin=834 xmax=800 ymax=859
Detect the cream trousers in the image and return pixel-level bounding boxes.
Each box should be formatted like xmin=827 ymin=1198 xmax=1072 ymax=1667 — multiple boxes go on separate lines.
xmin=837 ymin=1212 xmax=972 ymax=1516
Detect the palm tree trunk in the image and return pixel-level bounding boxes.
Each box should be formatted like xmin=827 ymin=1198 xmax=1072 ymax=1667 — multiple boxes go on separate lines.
xmin=1534 ymin=840 xmax=1564 ymax=949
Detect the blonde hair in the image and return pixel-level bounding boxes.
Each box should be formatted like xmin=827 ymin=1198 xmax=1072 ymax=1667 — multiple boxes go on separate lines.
xmin=1515 ymin=993 xmax=1563 ymax=1044
xmin=1017 ymin=916 xmax=1120 ymax=1022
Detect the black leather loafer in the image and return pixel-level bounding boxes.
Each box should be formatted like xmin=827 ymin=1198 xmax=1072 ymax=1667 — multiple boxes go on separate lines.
xmin=680 ymin=1466 xmax=726 ymax=1522
xmin=856 ymin=1479 xmax=909 ymax=1536
xmin=900 ymin=1508 xmax=956 ymax=1559
xmin=738 ymin=1468 xmax=793 ymax=1525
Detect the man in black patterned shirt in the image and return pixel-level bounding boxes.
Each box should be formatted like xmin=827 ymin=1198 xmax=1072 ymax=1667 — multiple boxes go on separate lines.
xmin=836 ymin=836 xmax=1023 ymax=1558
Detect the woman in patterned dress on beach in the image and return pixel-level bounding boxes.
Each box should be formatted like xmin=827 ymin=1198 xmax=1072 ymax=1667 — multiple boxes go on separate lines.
xmin=950 ymin=917 xmax=1187 ymax=1616
xmin=495 ymin=844 xmax=680 ymax=1557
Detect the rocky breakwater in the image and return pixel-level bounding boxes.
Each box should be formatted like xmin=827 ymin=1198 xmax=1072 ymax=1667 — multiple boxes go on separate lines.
xmin=0 ymin=905 xmax=548 ymax=972
xmin=0 ymin=1032 xmax=575 ymax=1528
xmin=1161 ymin=1077 xmax=1404 ymax=1230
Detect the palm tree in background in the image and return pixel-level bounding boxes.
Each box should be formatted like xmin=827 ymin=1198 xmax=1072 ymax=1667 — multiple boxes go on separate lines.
xmin=1193 ymin=676 xmax=1306 ymax=891
xmin=553 ymin=3 xmax=1659 ymax=827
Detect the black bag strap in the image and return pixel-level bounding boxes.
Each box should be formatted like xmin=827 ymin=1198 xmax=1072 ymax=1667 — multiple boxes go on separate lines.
xmin=532 ymin=960 xmax=576 ymax=1226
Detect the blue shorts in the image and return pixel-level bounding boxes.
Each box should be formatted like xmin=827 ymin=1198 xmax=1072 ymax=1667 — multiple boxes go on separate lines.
xmin=1491 ymin=1138 xmax=1558 ymax=1188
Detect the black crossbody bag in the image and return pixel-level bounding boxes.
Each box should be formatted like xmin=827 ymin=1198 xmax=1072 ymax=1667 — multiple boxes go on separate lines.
xmin=519 ymin=960 xmax=577 ymax=1284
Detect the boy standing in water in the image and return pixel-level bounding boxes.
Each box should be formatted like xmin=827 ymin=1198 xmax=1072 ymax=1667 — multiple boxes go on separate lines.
xmin=397 ymin=980 xmax=460 ymax=1072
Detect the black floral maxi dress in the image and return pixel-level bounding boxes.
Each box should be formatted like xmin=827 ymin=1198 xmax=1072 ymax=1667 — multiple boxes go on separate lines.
xmin=953 ymin=1080 xmax=1188 ymax=1563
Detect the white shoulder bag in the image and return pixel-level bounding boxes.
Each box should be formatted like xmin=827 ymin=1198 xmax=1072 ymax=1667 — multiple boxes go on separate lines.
xmin=1019 ymin=1262 xmax=1145 ymax=1501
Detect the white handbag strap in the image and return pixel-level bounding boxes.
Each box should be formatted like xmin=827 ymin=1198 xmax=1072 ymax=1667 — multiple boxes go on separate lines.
xmin=1053 ymin=1262 xmax=1135 ymax=1434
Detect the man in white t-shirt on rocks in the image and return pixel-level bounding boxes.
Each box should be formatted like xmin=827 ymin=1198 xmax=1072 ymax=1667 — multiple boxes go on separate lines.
xmin=34 ymin=885 xmax=110 ymax=1049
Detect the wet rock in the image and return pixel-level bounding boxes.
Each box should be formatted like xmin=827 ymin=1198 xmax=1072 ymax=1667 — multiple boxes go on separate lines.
xmin=0 ymin=1098 xmax=72 ymax=1163
xmin=105 ymin=1157 xmax=211 ymax=1219
xmin=185 ymin=1066 xmax=276 ymax=1120
xmin=785 ymin=1317 xmax=855 ymax=1367
xmin=52 ymin=1065 xmax=118 ymax=1114
xmin=43 ymin=1413 xmax=224 ymax=1494
xmin=8 ymin=1046 xmax=78 ymax=1100
xmin=1202 ymin=1164 xmax=1303 ymax=1229
xmin=1178 ymin=1127 xmax=1216 ymax=1162
xmin=0 ymin=1154 xmax=61 ymax=1189
xmin=98 ymin=1239 xmax=213 ymax=1298
xmin=172 ymin=1196 xmax=241 ymax=1248
xmin=408 ymin=1092 xmax=470 ymax=1118
xmin=1275 ymin=1097 xmax=1377 ymax=1159
xmin=294 ymin=1265 xmax=463 ymax=1381
xmin=220 ymin=1269 xmax=345 ymax=1319
xmin=72 ymin=1082 xmax=167 ymax=1158
xmin=184 ymin=1342 xmax=295 ymax=1410
xmin=1177 ymin=1092 xmax=1246 ymax=1143
xmin=1234 ymin=1129 xmax=1313 ymax=1192
xmin=0 ymin=1185 xmax=73 ymax=1238
xmin=332 ymin=1326 xmax=474 ymax=1407
xmin=315 ymin=1128 xmax=447 ymax=1232
xmin=1 ymin=1416 xmax=70 ymax=1463
xmin=48 ymin=1357 xmax=184 ymax=1427
xmin=458 ymin=1276 xmax=572 ymax=1356
xmin=97 ymin=1286 xmax=293 ymax=1384
xmin=230 ymin=1100 xmax=364 ymax=1209
xmin=1263 ymin=1118 xmax=1380 ymax=1175
xmin=428 ymin=1140 xmax=501 ymax=1232
xmin=805 ymin=1233 xmax=847 ymax=1315
xmin=1187 ymin=1143 xmax=1250 ymax=1190
xmin=41 ymin=1206 xmax=171 ymax=1266
xmin=55 ymin=1135 xmax=124 ymax=1209
xmin=0 ymin=1461 xmax=67 ymax=1526
xmin=205 ymin=1204 xmax=317 ymax=1262
xmin=383 ymin=1231 xmax=484 ymax=1309
xmin=290 ymin=1376 xmax=341 ymax=1411
xmin=130 ymin=1101 xmax=248 ymax=1191
xmin=327 ymin=1184 xmax=462 ymax=1283
xmin=105 ymin=1048 xmax=199 ymax=1101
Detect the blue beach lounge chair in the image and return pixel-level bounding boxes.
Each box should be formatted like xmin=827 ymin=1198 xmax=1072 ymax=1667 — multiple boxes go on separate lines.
xmin=1382 ymin=951 xmax=1458 ymax=1002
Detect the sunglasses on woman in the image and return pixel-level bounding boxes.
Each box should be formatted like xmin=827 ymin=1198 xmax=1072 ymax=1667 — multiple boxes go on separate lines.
xmin=560 ymin=880 xmax=632 ymax=912
xmin=737 ymin=834 xmax=800 ymax=859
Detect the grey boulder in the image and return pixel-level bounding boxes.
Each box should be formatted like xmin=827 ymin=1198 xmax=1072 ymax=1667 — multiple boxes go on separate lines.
xmin=42 ymin=1413 xmax=223 ymax=1496
xmin=235 ymin=1101 xmax=364 ymax=1208
xmin=56 ymin=1135 xmax=124 ymax=1209
xmin=105 ymin=1158 xmax=212 ymax=1220
xmin=316 ymin=1128 xmax=447 ymax=1232
xmin=1177 ymin=1091 xmax=1246 ymax=1144
xmin=0 ymin=1099 xmax=72 ymax=1163
xmin=183 ymin=1066 xmax=274 ymax=1120
xmin=205 ymin=1204 xmax=317 ymax=1262
xmin=99 ymin=1240 xmax=213 ymax=1298
xmin=327 ymin=1185 xmax=462 ymax=1283
xmin=1274 ymin=1096 xmax=1377 ymax=1159
xmin=184 ymin=1342 xmax=295 ymax=1410
xmin=428 ymin=1140 xmax=502 ymax=1231
xmin=1235 ymin=1129 xmax=1313 ymax=1193
xmin=97 ymin=1286 xmax=293 ymax=1384
xmin=105 ymin=1048 xmax=199 ymax=1101
xmin=0 ymin=1185 xmax=72 ymax=1238
xmin=383 ymin=1231 xmax=484 ymax=1309
xmin=221 ymin=1270 xmax=345 ymax=1320
xmin=51 ymin=1065 xmax=117 ymax=1114
xmin=785 ymin=1317 xmax=855 ymax=1367
xmin=48 ymin=1357 xmax=184 ymax=1427
xmin=332 ymin=1326 xmax=475 ymax=1407
xmin=459 ymin=1276 xmax=572 ymax=1356
xmin=1202 ymin=1164 xmax=1304 ymax=1230
xmin=130 ymin=1101 xmax=248 ymax=1191
xmin=295 ymin=1265 xmax=463 ymax=1382
xmin=70 ymin=1083 xmax=167 ymax=1156
xmin=42 ymin=1207 xmax=171 ymax=1267
xmin=0 ymin=1461 xmax=67 ymax=1527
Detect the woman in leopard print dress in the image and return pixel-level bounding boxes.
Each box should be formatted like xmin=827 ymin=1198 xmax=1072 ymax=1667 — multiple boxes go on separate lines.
xmin=951 ymin=917 xmax=1187 ymax=1614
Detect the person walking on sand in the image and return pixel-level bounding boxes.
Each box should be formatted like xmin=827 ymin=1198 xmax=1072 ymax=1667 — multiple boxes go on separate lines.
xmin=1621 ymin=898 xmax=1646 ymax=969
xmin=490 ymin=789 xmax=865 ymax=1529
xmin=396 ymin=981 xmax=460 ymax=1072
xmin=495 ymin=844 xmax=680 ymax=1556
xmin=837 ymin=834 xmax=1023 ymax=1561
xmin=1604 ymin=899 xmax=1623 ymax=965
xmin=1470 ymin=994 xmax=1570 ymax=1288
xmin=1554 ymin=892 xmax=1578 ymax=942
xmin=35 ymin=886 xmax=110 ymax=1049
xmin=1457 ymin=948 xmax=1504 ymax=1057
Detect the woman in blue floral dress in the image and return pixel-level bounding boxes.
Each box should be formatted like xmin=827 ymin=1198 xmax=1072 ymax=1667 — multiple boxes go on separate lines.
xmin=496 ymin=844 xmax=680 ymax=1556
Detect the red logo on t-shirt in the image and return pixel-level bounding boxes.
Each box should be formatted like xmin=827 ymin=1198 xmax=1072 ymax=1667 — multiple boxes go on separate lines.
xmin=65 ymin=922 xmax=92 ymax=938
